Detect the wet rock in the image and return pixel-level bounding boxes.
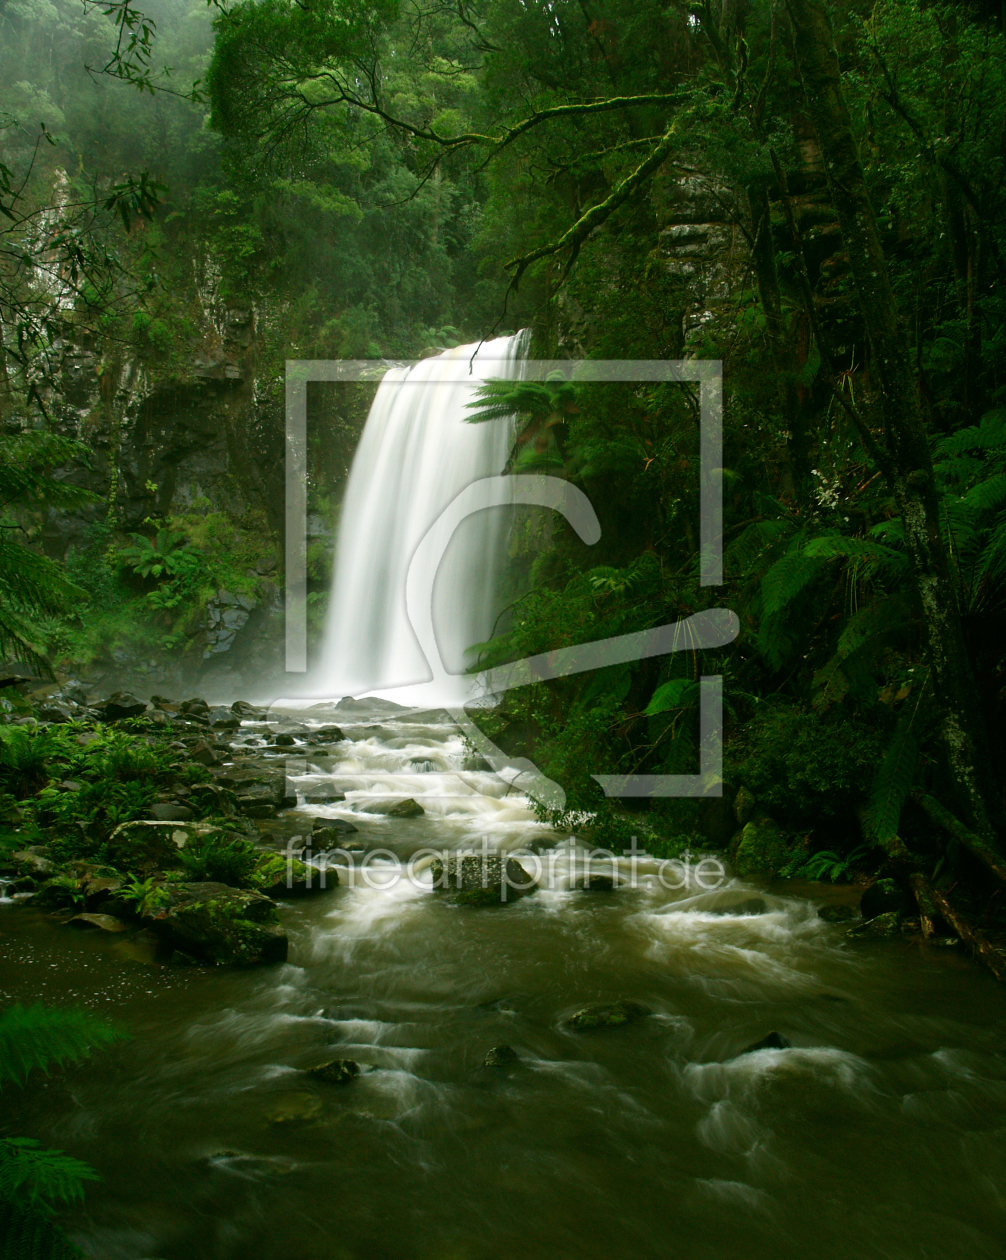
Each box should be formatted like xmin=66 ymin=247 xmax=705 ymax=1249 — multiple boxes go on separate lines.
xmin=181 ymin=697 xmax=210 ymax=718
xmin=186 ymin=782 xmax=239 ymax=816
xmin=37 ymin=702 xmax=75 ymax=724
xmin=383 ymin=798 xmax=424 ymax=818
xmin=231 ymin=700 xmax=267 ymax=718
xmin=818 ymin=904 xmax=857 ymax=923
xmin=272 ymin=733 xmax=297 ymax=747
xmin=731 ymin=815 xmax=791 ymax=878
xmin=148 ymin=882 xmax=288 ymax=965
xmin=98 ymin=691 xmax=148 ymax=721
xmin=12 ymin=848 xmax=55 ymax=876
xmin=567 ymin=1000 xmax=650 ymax=1031
xmin=484 ymin=1045 xmax=519 ymax=1067
xmin=189 ymin=739 xmax=225 ymax=767
xmin=860 ymin=878 xmax=913 ymax=921
xmin=740 ymin=1032 xmax=791 ymax=1054
xmin=430 ymin=854 xmax=537 ymax=902
xmin=66 ymin=913 xmax=128 ymax=933
xmin=311 ymin=725 xmax=345 ymax=741
xmin=218 ymin=769 xmax=286 ymax=815
xmin=569 ymin=874 xmax=616 ymax=891
xmin=105 ymin=820 xmax=192 ymax=875
xmin=251 ymin=852 xmax=337 ymax=897
xmin=303 ymin=790 xmax=346 ymax=805
xmin=312 ymin=821 xmax=359 ymax=844
xmin=148 ymin=804 xmax=195 ymax=822
xmin=82 ymin=875 xmax=123 ymax=908
xmin=848 ymin=910 xmax=901 ymax=939
xmin=151 ymin=695 xmax=179 ymax=712
xmin=306 ymin=1059 xmax=359 ymax=1084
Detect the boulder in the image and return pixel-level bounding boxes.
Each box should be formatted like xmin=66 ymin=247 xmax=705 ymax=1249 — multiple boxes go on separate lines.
xmin=99 ymin=691 xmax=148 ymax=721
xmin=429 ymin=853 xmax=536 ymax=904
xmin=37 ymin=702 xmax=75 ymax=724
xmin=251 ymin=852 xmax=337 ymax=896
xmin=231 ymin=700 xmax=267 ymax=718
xmin=311 ymin=725 xmax=345 ymax=741
xmin=272 ymin=733 xmax=298 ymax=747
xmin=189 ymin=739 xmax=225 ymax=767
xmin=147 ymin=882 xmax=288 ymax=965
xmin=306 ymin=1059 xmax=359 ymax=1084
xmin=105 ymin=820 xmax=233 ymax=876
xmin=860 ymin=878 xmax=913 ymax=921
xmin=731 ymin=816 xmax=791 ymax=878
xmin=302 ymin=790 xmax=346 ymax=805
xmin=219 ymin=769 xmax=286 ymax=816
xmin=148 ymin=804 xmax=194 ymax=822
xmin=12 ymin=848 xmax=55 ymax=876
xmin=484 ymin=1045 xmax=519 ymax=1067
xmin=567 ymin=1000 xmax=650 ymax=1031
xmin=311 ymin=821 xmax=359 ymax=844
xmin=383 ymin=798 xmax=424 ymax=818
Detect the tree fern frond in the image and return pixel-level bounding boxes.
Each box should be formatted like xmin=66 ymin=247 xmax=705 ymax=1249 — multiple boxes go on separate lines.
xmin=0 ymin=1195 xmax=85 ymax=1259
xmin=960 ymin=472 xmax=1006 ymax=516
xmin=0 ymin=1006 xmax=124 ymax=1089
xmin=724 ymin=517 xmax=794 ymax=577
xmin=863 ymin=696 xmax=926 ymax=843
xmin=933 ymin=408 xmax=1006 ymax=459
xmin=802 ymin=534 xmax=909 ymax=577
xmin=869 ymin=518 xmax=905 ymax=547
xmin=0 ymin=1140 xmax=99 ymax=1208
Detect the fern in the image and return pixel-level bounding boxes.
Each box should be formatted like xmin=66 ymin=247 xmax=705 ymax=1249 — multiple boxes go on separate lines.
xmin=645 ymin=678 xmax=699 ymax=715
xmin=0 ymin=1140 xmax=99 ymax=1208
xmin=0 ymin=1005 xmax=123 ymax=1089
xmin=863 ymin=698 xmax=925 ymax=843
xmin=0 ymin=1197 xmax=84 ymax=1259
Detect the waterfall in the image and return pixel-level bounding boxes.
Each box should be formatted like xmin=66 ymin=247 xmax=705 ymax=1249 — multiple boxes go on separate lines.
xmin=314 ymin=334 xmax=526 ymax=706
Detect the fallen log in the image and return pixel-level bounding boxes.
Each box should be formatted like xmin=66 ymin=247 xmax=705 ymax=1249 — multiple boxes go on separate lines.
xmin=914 ymin=792 xmax=1006 ymax=887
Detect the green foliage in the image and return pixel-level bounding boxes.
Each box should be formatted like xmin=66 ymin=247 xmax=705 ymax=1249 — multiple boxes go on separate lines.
xmin=780 ymin=844 xmax=876 ymax=883
xmin=730 ymin=705 xmax=885 ymax=832
xmin=0 ymin=1004 xmax=123 ymax=1259
xmin=177 ymin=831 xmax=258 ymax=886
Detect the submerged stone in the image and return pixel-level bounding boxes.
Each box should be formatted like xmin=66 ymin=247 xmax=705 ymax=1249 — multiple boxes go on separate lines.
xmin=66 ymin=913 xmax=128 ymax=933
xmin=374 ymin=797 xmax=425 ymax=818
xmin=430 ymin=854 xmax=537 ymax=903
xmin=818 ymin=904 xmax=857 ymax=923
xmin=569 ymin=874 xmax=616 ymax=892
xmin=307 ymin=1059 xmax=359 ymax=1085
xmin=263 ymin=1092 xmax=322 ymax=1125
xmin=740 ymin=1031 xmax=791 ymax=1054
xmin=484 ymin=1045 xmax=519 ymax=1067
xmin=567 ymin=1000 xmax=650 ymax=1031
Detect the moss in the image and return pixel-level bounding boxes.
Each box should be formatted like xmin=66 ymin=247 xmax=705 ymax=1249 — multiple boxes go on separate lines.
xmin=567 ymin=1000 xmax=650 ymax=1030
xmin=732 ymin=816 xmax=793 ymax=878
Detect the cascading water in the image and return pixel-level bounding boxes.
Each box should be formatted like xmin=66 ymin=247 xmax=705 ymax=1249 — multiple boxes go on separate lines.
xmin=315 ymin=333 xmax=527 ymax=706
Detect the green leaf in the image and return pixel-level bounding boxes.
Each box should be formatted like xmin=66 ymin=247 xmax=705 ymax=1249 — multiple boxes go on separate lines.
xmin=645 ymin=678 xmax=699 ymax=715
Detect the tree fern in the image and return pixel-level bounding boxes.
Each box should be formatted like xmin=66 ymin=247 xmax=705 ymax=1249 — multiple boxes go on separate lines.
xmin=863 ymin=691 xmax=927 ymax=843
xmin=0 ymin=1141 xmax=99 ymax=1208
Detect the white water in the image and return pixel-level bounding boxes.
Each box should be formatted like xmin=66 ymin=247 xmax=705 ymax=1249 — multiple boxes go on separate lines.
xmin=315 ymin=334 xmax=526 ymax=706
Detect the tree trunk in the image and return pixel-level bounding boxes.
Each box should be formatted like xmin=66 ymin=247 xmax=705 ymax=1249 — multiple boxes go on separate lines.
xmin=783 ymin=0 xmax=1005 ymax=849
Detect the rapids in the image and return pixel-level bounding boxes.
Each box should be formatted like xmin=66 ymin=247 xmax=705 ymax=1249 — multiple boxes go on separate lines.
xmin=5 ymin=704 xmax=1006 ymax=1260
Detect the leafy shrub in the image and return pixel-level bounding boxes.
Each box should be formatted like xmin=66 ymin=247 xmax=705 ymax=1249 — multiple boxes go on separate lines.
xmin=729 ymin=704 xmax=885 ymax=833
xmin=178 ymin=831 xmax=259 ymax=886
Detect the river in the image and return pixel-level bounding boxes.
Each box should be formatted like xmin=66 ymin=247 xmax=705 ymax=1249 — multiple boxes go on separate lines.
xmin=4 ymin=703 xmax=1006 ymax=1260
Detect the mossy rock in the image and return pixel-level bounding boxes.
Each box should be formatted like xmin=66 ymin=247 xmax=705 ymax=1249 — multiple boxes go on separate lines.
xmin=105 ymin=820 xmax=231 ymax=877
xmin=731 ymin=816 xmax=792 ymax=878
xmin=307 ymin=1059 xmax=359 ymax=1084
xmin=148 ymin=881 xmax=287 ymax=965
xmin=484 ymin=1045 xmax=519 ymax=1067
xmin=250 ymin=852 xmax=337 ymax=897
xmin=567 ymin=1000 xmax=650 ymax=1031
xmin=847 ymin=910 xmax=901 ymax=939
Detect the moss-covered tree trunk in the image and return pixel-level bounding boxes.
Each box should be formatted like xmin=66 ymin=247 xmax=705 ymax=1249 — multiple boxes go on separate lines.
xmin=783 ymin=0 xmax=1005 ymax=848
